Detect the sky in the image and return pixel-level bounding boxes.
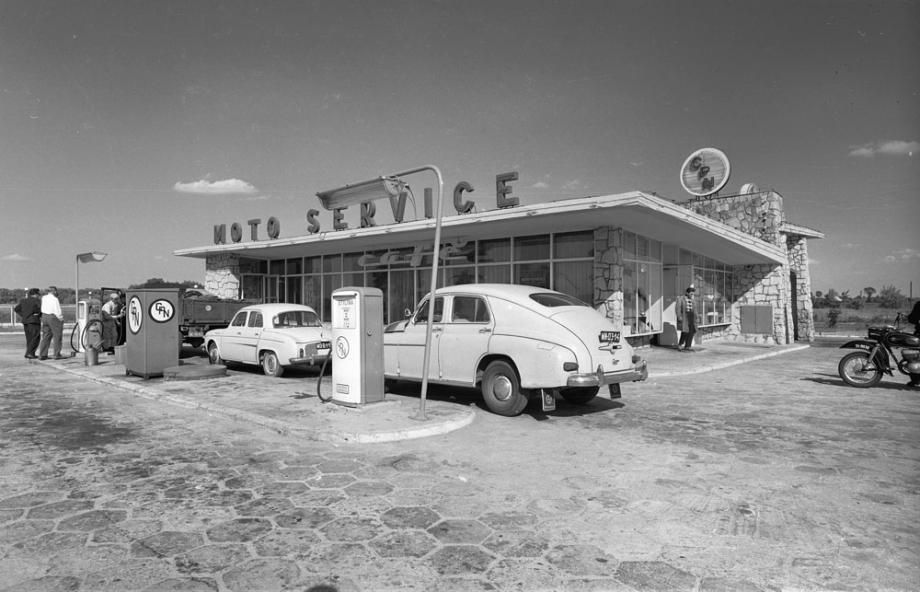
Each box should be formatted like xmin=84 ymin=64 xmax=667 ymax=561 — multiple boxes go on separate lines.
xmin=1 ymin=0 xmax=918 ymax=298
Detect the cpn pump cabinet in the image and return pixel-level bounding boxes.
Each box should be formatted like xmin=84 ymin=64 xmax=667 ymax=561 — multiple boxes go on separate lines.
xmin=331 ymin=286 xmax=385 ymax=406
xmin=125 ymin=288 xmax=180 ymax=378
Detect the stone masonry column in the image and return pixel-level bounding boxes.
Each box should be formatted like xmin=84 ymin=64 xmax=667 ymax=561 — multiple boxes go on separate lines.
xmin=787 ymin=236 xmax=816 ymax=341
xmin=594 ymin=227 xmax=623 ymax=328
xmin=205 ymin=254 xmax=241 ymax=299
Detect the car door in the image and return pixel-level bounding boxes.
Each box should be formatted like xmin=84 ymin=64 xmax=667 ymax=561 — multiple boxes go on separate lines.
xmin=396 ymin=296 xmax=443 ymax=381
xmin=437 ymin=295 xmax=493 ymax=384
xmin=237 ymin=311 xmax=264 ymax=364
xmin=220 ymin=311 xmax=249 ymax=361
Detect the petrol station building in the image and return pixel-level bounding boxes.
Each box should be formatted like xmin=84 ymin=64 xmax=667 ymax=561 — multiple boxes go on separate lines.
xmin=175 ymin=154 xmax=823 ymax=348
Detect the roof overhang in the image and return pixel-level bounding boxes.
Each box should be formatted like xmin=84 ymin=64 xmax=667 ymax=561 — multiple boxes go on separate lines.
xmin=174 ymin=191 xmax=787 ymax=266
xmin=781 ymin=222 xmax=825 ymax=239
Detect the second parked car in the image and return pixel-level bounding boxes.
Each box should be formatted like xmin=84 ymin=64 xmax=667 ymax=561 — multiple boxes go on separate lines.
xmin=384 ymin=284 xmax=648 ymax=416
xmin=205 ymin=303 xmax=331 ymax=377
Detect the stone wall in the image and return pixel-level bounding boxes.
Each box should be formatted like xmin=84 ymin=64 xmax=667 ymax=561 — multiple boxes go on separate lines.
xmin=205 ymin=254 xmax=241 ymax=299
xmin=686 ymin=191 xmax=785 ymax=245
xmin=593 ymin=227 xmax=623 ymax=327
xmin=725 ymin=263 xmax=793 ymax=345
xmin=787 ymin=235 xmax=815 ymax=341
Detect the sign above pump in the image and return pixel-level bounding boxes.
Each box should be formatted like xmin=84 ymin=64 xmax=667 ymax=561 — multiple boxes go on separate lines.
xmin=679 ymin=147 xmax=730 ymax=197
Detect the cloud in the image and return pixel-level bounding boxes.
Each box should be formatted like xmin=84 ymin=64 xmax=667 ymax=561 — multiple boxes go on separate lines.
xmin=883 ymin=248 xmax=920 ymax=263
xmin=1 ymin=253 xmax=31 ymax=262
xmin=531 ymin=181 xmax=549 ymax=189
xmin=807 ymin=257 xmax=820 ymax=266
xmin=841 ymin=243 xmax=860 ymax=249
xmin=173 ymin=178 xmax=258 ymax=195
xmin=848 ymin=140 xmax=918 ymax=158
xmin=561 ymin=179 xmax=583 ymax=192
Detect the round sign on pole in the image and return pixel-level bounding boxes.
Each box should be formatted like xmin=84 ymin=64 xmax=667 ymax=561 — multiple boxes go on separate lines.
xmin=679 ymin=147 xmax=730 ymax=197
xmin=127 ymin=296 xmax=143 ymax=334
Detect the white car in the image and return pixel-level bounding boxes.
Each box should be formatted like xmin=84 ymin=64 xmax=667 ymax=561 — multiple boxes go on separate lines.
xmin=205 ymin=304 xmax=331 ymax=377
xmin=384 ymin=284 xmax=648 ymax=416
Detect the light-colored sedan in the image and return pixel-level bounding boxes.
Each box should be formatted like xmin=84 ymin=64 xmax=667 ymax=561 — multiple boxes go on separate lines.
xmin=384 ymin=284 xmax=648 ymax=416
xmin=205 ymin=303 xmax=331 ymax=377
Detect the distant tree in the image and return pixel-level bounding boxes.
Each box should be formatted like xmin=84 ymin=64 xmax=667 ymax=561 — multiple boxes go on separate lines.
xmin=877 ymin=284 xmax=907 ymax=309
xmin=128 ymin=278 xmax=201 ymax=290
xmin=863 ymin=286 xmax=876 ymax=302
xmin=814 ymin=290 xmax=823 ymax=299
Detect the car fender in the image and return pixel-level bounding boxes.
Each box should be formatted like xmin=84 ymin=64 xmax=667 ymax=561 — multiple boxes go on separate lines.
xmin=487 ymin=333 xmax=577 ymax=389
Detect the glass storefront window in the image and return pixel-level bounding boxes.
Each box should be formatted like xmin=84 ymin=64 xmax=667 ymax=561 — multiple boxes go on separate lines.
xmin=323 ymin=254 xmax=342 ymax=273
xmin=514 ymin=262 xmax=549 ymax=288
xmin=553 ymin=260 xmax=592 ymax=304
xmin=270 ymin=260 xmax=284 ymax=275
xmin=553 ymin=231 xmax=593 ymax=259
xmin=478 ymin=238 xmax=510 ymax=263
xmin=286 ymin=258 xmax=302 ymax=275
xmin=286 ymin=276 xmax=302 ymax=304
xmin=445 ymin=266 xmax=476 ymax=286
xmin=513 ymin=235 xmax=549 ymax=261
xmin=343 ymin=252 xmax=363 ymax=272
xmin=478 ymin=265 xmax=510 ymax=284
xmin=304 ymin=256 xmax=320 ymax=274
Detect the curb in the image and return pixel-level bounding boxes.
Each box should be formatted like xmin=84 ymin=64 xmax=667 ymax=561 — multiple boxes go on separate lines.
xmin=650 ymin=343 xmax=811 ymax=377
xmin=43 ymin=361 xmax=476 ymax=442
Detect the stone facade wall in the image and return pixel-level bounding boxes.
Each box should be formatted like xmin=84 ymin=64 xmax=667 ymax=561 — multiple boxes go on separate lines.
xmin=787 ymin=235 xmax=815 ymax=341
xmin=725 ymin=263 xmax=793 ymax=345
xmin=205 ymin=254 xmax=241 ymax=299
xmin=687 ymin=191 xmax=785 ymax=245
xmin=593 ymin=227 xmax=623 ymax=328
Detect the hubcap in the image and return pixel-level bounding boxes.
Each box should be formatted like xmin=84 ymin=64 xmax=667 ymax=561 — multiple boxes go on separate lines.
xmin=492 ymin=376 xmax=513 ymax=401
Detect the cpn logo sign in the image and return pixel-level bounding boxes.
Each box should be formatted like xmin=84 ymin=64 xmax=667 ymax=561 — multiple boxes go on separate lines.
xmin=680 ymin=147 xmax=730 ymax=197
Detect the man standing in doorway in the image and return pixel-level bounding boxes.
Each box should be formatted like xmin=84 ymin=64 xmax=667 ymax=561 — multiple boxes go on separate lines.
xmin=677 ymin=285 xmax=697 ymax=352
xmin=38 ymin=286 xmax=65 ymax=360
xmin=14 ymin=288 xmax=42 ymax=359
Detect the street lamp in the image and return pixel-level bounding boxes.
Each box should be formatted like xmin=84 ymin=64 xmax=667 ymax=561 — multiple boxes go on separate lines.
xmin=75 ymin=251 xmax=107 ymax=352
xmin=316 ymin=165 xmax=444 ymax=421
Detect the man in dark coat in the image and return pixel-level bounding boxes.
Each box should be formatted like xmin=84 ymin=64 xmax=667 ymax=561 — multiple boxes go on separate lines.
xmin=676 ymin=285 xmax=697 ymax=352
xmin=13 ymin=288 xmax=42 ymax=359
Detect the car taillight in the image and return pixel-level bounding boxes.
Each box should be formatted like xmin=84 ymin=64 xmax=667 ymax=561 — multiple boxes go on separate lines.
xmin=563 ymin=362 xmax=578 ymax=372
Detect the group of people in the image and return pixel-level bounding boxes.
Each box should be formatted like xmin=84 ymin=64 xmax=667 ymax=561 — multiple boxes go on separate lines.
xmin=13 ymin=286 xmax=66 ymax=360
xmin=13 ymin=287 xmax=124 ymax=359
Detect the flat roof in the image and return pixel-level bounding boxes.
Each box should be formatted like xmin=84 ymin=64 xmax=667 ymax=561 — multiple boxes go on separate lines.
xmin=174 ymin=191 xmax=787 ymax=266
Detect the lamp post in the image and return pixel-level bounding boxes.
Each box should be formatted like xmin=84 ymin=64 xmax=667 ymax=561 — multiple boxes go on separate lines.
xmin=75 ymin=251 xmax=107 ymax=352
xmin=316 ymin=165 xmax=443 ymax=420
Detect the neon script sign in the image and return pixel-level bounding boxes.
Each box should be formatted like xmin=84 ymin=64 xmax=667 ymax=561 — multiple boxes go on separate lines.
xmin=212 ymin=172 xmax=520 ymax=245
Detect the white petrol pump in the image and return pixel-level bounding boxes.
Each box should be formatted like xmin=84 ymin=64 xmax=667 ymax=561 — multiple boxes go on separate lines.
xmin=331 ymin=287 xmax=385 ymax=406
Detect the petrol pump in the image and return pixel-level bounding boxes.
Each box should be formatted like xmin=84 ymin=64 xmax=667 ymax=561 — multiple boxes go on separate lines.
xmin=330 ymin=287 xmax=385 ymax=406
xmin=75 ymin=294 xmax=103 ymax=354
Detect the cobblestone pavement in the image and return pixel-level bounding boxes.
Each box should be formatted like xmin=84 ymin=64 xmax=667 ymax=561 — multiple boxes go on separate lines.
xmin=1 ymin=336 xmax=918 ymax=591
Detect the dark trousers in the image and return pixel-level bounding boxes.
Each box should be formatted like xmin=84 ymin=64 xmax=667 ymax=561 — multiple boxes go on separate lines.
xmin=23 ymin=323 xmax=41 ymax=357
xmin=678 ymin=311 xmax=697 ymax=349
xmin=39 ymin=314 xmax=63 ymax=358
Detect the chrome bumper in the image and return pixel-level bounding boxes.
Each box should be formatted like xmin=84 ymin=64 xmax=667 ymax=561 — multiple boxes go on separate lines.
xmin=566 ymin=359 xmax=648 ymax=387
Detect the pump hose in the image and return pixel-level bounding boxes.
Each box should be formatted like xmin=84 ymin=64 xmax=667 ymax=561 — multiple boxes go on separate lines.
xmin=70 ymin=320 xmax=105 ymax=353
xmin=316 ymin=352 xmax=333 ymax=403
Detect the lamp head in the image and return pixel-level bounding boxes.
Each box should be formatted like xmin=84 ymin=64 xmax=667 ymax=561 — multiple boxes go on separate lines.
xmin=316 ymin=177 xmax=402 ymax=210
xmin=77 ymin=251 xmax=108 ymax=263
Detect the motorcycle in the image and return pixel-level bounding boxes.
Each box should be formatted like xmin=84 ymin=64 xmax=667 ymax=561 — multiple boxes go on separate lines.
xmin=838 ymin=312 xmax=920 ymax=388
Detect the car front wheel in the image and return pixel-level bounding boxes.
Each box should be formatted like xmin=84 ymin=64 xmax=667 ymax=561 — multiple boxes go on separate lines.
xmin=481 ymin=360 xmax=529 ymax=417
xmin=261 ymin=351 xmax=284 ymax=377
xmin=207 ymin=342 xmax=222 ymax=365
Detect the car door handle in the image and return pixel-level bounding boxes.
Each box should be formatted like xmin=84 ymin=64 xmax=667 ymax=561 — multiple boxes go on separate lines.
xmin=479 ymin=328 xmax=491 ymax=334
xmin=432 ymin=327 xmax=442 ymax=333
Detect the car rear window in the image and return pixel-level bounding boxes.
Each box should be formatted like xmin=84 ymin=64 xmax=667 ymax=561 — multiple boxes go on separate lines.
xmin=273 ymin=310 xmax=322 ymax=328
xmin=529 ymin=293 xmax=589 ymax=308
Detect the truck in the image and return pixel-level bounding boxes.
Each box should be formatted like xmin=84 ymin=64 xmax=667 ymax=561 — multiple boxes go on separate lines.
xmin=178 ymin=289 xmax=258 ymax=349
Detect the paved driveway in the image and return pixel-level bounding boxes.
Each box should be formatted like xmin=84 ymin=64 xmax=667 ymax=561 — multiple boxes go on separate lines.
xmin=1 ymin=335 xmax=918 ymax=591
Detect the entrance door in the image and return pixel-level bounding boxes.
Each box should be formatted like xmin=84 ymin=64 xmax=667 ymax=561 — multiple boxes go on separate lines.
xmin=660 ymin=266 xmax=679 ymax=347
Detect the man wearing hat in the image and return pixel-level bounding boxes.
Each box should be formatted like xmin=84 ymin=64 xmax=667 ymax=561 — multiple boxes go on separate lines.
xmin=38 ymin=286 xmax=65 ymax=360
xmin=676 ymin=285 xmax=698 ymax=352
xmin=13 ymin=288 xmax=42 ymax=359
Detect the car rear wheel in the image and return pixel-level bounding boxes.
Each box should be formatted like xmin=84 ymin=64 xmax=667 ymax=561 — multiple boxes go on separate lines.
xmin=207 ymin=342 xmax=222 ymax=365
xmin=261 ymin=351 xmax=284 ymax=377
xmin=481 ymin=361 xmax=529 ymax=417
xmin=560 ymin=386 xmax=600 ymax=405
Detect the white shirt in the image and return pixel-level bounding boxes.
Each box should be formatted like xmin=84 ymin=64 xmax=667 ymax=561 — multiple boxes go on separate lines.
xmin=41 ymin=293 xmax=63 ymax=320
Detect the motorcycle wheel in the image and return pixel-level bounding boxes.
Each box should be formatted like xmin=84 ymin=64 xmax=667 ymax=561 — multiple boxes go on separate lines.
xmin=838 ymin=351 xmax=883 ymax=388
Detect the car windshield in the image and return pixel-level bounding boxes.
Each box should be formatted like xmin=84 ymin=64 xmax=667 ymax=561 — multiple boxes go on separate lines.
xmin=529 ymin=292 xmax=589 ymax=308
xmin=272 ymin=310 xmax=321 ymax=328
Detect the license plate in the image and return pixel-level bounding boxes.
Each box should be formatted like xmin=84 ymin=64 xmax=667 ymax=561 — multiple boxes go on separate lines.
xmin=316 ymin=341 xmax=331 ymax=351
xmin=599 ymin=331 xmax=620 ymax=344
